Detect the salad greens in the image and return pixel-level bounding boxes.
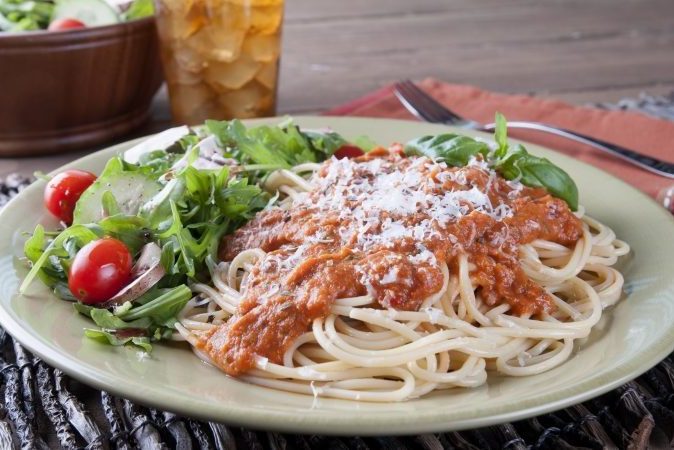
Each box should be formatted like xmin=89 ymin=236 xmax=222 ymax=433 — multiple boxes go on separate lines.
xmin=22 ymin=119 xmax=351 ymax=351
xmin=122 ymin=0 xmax=152 ymax=21
xmin=404 ymin=112 xmax=579 ymax=210
xmin=206 ymin=120 xmax=348 ymax=168
xmin=0 ymin=0 xmax=153 ymax=32
xmin=0 ymin=0 xmax=53 ymax=31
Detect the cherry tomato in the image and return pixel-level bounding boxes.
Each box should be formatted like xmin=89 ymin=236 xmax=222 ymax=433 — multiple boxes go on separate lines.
xmin=44 ymin=170 xmax=97 ymax=224
xmin=69 ymin=238 xmax=132 ymax=304
xmin=333 ymin=144 xmax=365 ymax=159
xmin=48 ymin=18 xmax=86 ymax=31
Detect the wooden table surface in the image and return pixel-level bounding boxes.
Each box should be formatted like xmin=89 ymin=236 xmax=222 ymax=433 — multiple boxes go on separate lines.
xmin=3 ymin=0 xmax=674 ymax=176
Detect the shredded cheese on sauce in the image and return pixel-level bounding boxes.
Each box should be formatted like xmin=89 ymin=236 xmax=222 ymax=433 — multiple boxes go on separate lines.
xmin=292 ymin=154 xmax=519 ymax=287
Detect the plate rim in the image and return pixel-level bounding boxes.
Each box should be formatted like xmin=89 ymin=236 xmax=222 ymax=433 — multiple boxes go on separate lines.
xmin=2 ymin=115 xmax=674 ymax=435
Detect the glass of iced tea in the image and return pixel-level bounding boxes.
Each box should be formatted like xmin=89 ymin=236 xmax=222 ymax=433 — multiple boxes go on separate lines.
xmin=153 ymin=0 xmax=283 ymax=124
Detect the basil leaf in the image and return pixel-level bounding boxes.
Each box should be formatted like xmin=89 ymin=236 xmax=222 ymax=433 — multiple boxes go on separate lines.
xmin=494 ymin=112 xmax=508 ymax=158
xmin=495 ymin=144 xmax=579 ymax=210
xmin=404 ymin=134 xmax=490 ymax=166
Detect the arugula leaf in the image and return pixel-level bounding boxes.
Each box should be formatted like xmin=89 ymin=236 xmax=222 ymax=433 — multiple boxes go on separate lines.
xmin=23 ymin=225 xmax=51 ymax=284
xmin=118 ymin=285 xmax=191 ymax=325
xmin=96 ymin=215 xmax=152 ymax=255
xmin=21 ymin=225 xmax=100 ymax=295
xmin=404 ymin=134 xmax=490 ymax=166
xmin=207 ymin=120 xmax=290 ymax=167
xmin=84 ymin=329 xmax=153 ymax=352
xmin=252 ymin=124 xmax=316 ymax=164
xmin=216 ymin=179 xmax=266 ymax=219
xmin=74 ymin=304 xmax=154 ymax=330
xmin=74 ymin=284 xmax=189 ymax=352
xmin=301 ymin=128 xmax=347 ymax=156
xmin=139 ymin=178 xmax=186 ymax=231
xmin=206 ymin=119 xmax=351 ymax=169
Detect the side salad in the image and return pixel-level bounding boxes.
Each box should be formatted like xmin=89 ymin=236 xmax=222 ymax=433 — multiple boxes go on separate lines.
xmin=0 ymin=0 xmax=152 ymax=33
xmin=20 ymin=115 xmax=578 ymax=351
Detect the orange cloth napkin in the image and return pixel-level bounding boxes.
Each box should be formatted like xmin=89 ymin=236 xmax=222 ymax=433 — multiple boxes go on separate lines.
xmin=325 ymin=78 xmax=674 ymax=199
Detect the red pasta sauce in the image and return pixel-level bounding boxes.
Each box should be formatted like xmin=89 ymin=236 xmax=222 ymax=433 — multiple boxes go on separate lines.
xmin=197 ymin=149 xmax=582 ymax=375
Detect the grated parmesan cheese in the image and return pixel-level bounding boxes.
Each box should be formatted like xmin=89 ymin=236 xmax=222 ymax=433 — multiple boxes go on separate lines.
xmin=380 ymin=266 xmax=400 ymax=285
xmin=271 ymin=154 xmax=523 ymax=299
xmin=297 ymin=156 xmax=517 ymax=252
xmin=423 ymin=307 xmax=444 ymax=324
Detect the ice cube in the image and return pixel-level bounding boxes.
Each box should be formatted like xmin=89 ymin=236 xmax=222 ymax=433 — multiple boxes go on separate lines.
xmin=242 ymin=34 xmax=280 ymax=63
xmin=156 ymin=0 xmax=195 ymax=14
xmin=163 ymin=55 xmax=203 ymax=85
xmin=167 ymin=66 xmax=203 ymax=85
xmin=204 ymin=55 xmax=261 ymax=92
xmin=219 ymin=80 xmax=273 ymax=118
xmin=172 ymin=44 xmax=206 ymax=73
xmin=157 ymin=1 xmax=205 ymax=39
xmin=255 ymin=61 xmax=278 ymax=89
xmin=249 ymin=5 xmax=284 ymax=35
xmin=205 ymin=26 xmax=247 ymax=62
xmin=168 ymin=83 xmax=217 ymax=123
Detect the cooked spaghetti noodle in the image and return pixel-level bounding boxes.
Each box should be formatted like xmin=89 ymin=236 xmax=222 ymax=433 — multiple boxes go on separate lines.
xmin=175 ymin=147 xmax=629 ymax=402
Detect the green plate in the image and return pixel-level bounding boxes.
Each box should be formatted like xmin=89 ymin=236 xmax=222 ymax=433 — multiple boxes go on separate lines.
xmin=1 ymin=116 xmax=673 ymax=435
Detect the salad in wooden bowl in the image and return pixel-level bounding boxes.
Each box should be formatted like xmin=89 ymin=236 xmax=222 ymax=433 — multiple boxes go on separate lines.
xmin=0 ymin=0 xmax=163 ymax=156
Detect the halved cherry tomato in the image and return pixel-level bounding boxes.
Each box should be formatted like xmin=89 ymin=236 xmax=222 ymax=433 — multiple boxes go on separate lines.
xmin=69 ymin=238 xmax=132 ymax=304
xmin=333 ymin=144 xmax=364 ymax=159
xmin=44 ymin=170 xmax=97 ymax=224
xmin=48 ymin=18 xmax=86 ymax=31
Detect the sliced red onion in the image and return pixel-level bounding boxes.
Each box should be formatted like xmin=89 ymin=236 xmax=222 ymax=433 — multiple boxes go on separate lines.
xmin=107 ymin=243 xmax=165 ymax=305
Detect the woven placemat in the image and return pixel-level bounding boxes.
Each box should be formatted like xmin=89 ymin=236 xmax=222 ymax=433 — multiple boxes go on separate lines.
xmin=2 ymin=92 xmax=674 ymax=449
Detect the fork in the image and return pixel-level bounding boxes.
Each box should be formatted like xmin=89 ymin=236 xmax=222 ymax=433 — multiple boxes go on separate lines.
xmin=394 ymin=80 xmax=674 ymax=179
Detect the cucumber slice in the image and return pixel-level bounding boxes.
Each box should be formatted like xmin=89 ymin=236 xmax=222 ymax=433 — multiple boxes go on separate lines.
xmin=52 ymin=0 xmax=120 ymax=27
xmin=123 ymin=126 xmax=190 ymax=164
xmin=73 ymin=172 xmax=161 ymax=225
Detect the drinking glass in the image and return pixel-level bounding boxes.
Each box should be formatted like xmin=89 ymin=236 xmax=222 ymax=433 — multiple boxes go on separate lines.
xmin=153 ymin=0 xmax=284 ymax=125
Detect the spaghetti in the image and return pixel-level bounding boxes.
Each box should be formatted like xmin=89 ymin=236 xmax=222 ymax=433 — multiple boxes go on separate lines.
xmin=175 ymin=147 xmax=629 ymax=402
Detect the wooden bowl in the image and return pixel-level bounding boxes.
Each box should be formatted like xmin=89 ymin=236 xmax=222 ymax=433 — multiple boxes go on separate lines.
xmin=0 ymin=18 xmax=163 ymax=157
